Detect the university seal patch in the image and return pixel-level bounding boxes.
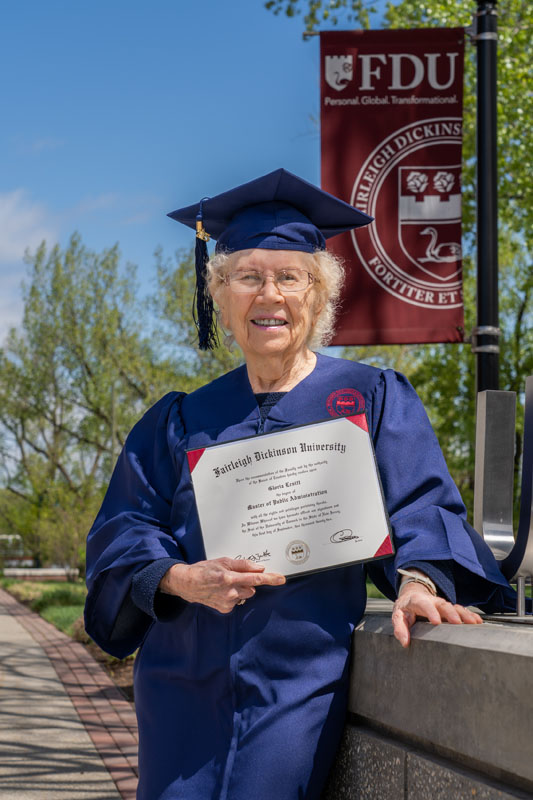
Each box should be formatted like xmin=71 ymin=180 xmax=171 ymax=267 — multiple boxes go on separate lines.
xmin=326 ymin=388 xmax=365 ymax=418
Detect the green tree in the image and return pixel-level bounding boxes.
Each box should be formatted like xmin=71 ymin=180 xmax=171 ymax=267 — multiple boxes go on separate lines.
xmin=265 ymin=0 xmax=376 ymax=30
xmin=0 ymin=236 xmax=244 ymax=569
xmin=266 ymin=0 xmax=533 ymax=521
xmin=153 ymin=247 xmax=243 ymax=388
xmin=0 ymin=235 xmax=180 ymax=569
xmin=383 ymin=1 xmax=533 ymax=252
xmin=364 ymin=0 xmax=532 ymax=518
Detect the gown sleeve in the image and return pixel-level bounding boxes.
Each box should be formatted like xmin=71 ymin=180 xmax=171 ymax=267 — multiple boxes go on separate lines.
xmin=365 ymin=370 xmax=517 ymax=612
xmin=84 ymin=391 xmax=187 ymax=658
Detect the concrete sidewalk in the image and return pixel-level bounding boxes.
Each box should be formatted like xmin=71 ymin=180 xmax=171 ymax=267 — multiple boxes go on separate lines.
xmin=0 ymin=587 xmax=393 ymax=800
xmin=0 ymin=588 xmax=138 ymax=799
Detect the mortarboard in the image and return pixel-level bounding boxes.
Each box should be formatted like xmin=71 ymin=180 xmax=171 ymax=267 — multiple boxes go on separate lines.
xmin=168 ymin=168 xmax=373 ymax=350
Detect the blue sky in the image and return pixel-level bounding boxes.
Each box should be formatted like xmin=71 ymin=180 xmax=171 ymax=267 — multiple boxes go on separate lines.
xmin=0 ymin=0 xmax=384 ymax=342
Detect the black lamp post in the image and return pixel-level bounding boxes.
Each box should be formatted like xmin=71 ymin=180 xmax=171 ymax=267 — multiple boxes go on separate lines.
xmin=474 ymin=0 xmax=499 ymax=392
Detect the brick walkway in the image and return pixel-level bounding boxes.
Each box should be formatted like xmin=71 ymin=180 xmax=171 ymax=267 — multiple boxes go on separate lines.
xmin=0 ymin=588 xmax=138 ymax=799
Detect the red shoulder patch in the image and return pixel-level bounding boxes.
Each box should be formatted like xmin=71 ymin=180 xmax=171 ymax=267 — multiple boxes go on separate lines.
xmin=326 ymin=388 xmax=365 ymax=418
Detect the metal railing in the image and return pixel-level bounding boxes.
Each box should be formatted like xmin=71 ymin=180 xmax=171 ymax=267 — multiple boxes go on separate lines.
xmin=474 ymin=376 xmax=533 ymax=616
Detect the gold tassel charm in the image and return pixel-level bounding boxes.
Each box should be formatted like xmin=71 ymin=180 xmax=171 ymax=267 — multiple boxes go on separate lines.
xmin=196 ymin=219 xmax=210 ymax=242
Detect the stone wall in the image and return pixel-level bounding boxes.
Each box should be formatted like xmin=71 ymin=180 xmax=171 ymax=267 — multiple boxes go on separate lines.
xmin=324 ymin=614 xmax=533 ymax=799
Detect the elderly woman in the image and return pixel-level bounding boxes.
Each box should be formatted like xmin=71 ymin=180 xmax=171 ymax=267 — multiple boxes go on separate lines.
xmin=85 ymin=169 xmax=514 ymax=800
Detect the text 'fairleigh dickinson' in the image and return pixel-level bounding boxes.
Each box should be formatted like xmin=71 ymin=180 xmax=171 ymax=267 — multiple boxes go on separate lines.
xmin=211 ymin=441 xmax=346 ymax=477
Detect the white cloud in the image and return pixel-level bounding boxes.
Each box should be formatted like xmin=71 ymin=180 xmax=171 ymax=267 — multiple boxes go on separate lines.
xmin=0 ymin=189 xmax=57 ymax=341
xmin=14 ymin=136 xmax=66 ymax=155
xmin=0 ymin=189 xmax=56 ymax=263
xmin=76 ymin=193 xmax=119 ymax=214
xmin=121 ymin=193 xmax=161 ymax=226
xmin=0 ymin=266 xmax=24 ymax=345
xmin=122 ymin=209 xmax=155 ymax=225
xmin=30 ymin=137 xmax=65 ymax=154
xmin=60 ymin=190 xmax=161 ymax=228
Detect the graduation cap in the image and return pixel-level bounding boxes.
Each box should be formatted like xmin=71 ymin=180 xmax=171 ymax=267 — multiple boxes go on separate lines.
xmin=168 ymin=168 xmax=373 ymax=350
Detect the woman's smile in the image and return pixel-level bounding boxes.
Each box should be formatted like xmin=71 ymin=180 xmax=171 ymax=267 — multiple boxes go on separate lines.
xmin=250 ymin=317 xmax=288 ymax=328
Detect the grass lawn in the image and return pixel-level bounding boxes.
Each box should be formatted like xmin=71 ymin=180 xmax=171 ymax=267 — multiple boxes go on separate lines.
xmin=0 ymin=578 xmax=86 ymax=636
xmin=41 ymin=604 xmax=86 ymax=637
xmin=366 ymin=582 xmax=387 ymax=599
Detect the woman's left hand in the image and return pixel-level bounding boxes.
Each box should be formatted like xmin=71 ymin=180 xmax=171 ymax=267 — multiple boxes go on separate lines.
xmin=392 ymin=583 xmax=483 ymax=648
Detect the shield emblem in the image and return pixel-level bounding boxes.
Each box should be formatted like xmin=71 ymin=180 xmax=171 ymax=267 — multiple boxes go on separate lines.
xmin=325 ymin=55 xmax=353 ymax=92
xmin=398 ymin=165 xmax=462 ymax=282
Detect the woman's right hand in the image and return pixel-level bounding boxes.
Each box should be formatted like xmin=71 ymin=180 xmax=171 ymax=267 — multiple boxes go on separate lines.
xmin=158 ymin=558 xmax=286 ymax=613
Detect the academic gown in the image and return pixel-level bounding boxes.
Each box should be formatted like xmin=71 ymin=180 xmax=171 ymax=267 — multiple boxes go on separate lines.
xmin=85 ymin=353 xmax=515 ymax=800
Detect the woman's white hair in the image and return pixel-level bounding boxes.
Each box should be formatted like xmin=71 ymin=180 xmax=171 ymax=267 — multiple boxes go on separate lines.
xmin=206 ymin=248 xmax=345 ymax=349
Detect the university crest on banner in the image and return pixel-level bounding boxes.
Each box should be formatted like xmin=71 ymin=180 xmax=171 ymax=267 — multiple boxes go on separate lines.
xmin=398 ymin=165 xmax=462 ymax=282
xmin=324 ymin=55 xmax=354 ymax=91
xmin=320 ymin=28 xmax=465 ymax=345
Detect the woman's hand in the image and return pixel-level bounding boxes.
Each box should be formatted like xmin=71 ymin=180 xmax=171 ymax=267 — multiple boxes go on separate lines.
xmin=159 ymin=558 xmax=286 ymax=613
xmin=392 ymin=582 xmax=483 ymax=648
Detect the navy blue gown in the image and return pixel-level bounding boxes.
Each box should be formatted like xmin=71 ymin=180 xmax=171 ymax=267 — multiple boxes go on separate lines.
xmin=85 ymin=354 xmax=513 ymax=799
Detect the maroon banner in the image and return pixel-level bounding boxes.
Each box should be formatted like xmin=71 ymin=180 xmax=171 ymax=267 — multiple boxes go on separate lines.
xmin=320 ymin=28 xmax=465 ymax=344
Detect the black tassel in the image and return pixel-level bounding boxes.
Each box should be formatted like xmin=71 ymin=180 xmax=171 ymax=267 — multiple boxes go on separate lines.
xmin=193 ymin=205 xmax=218 ymax=351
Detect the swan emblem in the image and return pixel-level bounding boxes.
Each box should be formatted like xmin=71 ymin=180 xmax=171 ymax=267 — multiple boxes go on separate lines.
xmin=418 ymin=227 xmax=462 ymax=263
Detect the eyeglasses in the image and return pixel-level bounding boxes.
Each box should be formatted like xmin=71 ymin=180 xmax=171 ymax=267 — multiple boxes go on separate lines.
xmin=223 ymin=268 xmax=317 ymax=294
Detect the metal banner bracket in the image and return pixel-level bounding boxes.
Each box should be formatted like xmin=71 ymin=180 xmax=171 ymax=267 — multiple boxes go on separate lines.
xmin=466 ymin=7 xmax=498 ymax=43
xmin=470 ymin=325 xmax=501 ymax=354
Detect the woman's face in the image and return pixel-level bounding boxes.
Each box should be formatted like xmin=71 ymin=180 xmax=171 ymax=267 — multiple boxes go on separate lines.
xmin=215 ymin=249 xmax=321 ymax=363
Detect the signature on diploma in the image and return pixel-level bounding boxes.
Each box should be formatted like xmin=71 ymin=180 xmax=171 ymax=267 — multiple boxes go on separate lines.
xmin=235 ymin=550 xmax=272 ymax=563
xmin=330 ymin=529 xmax=360 ymax=544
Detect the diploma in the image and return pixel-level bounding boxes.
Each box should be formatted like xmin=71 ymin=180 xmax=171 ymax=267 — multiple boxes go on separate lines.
xmin=187 ymin=414 xmax=394 ymax=577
